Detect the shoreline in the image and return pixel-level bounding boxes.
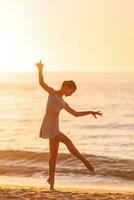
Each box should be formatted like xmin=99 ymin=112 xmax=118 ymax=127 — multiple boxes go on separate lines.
xmin=0 ymin=175 xmax=134 ymax=192
xmin=1 ymin=183 xmax=134 ymax=194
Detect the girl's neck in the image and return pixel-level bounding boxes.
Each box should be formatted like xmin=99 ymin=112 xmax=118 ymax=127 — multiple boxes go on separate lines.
xmin=55 ymin=89 xmax=64 ymax=97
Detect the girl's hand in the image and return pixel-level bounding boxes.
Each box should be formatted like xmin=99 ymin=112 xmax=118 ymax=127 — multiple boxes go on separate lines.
xmin=90 ymin=111 xmax=103 ymax=118
xmin=35 ymin=60 xmax=44 ymax=69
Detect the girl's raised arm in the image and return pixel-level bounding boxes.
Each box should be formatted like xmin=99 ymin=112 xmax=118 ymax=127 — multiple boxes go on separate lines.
xmin=36 ymin=60 xmax=56 ymax=94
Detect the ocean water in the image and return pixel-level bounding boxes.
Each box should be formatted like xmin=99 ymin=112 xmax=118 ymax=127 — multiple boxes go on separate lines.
xmin=0 ymin=71 xmax=134 ymax=190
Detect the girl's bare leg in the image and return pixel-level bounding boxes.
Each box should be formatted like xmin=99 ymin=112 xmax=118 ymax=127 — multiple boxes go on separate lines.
xmin=56 ymin=133 xmax=95 ymax=175
xmin=47 ymin=137 xmax=59 ymax=190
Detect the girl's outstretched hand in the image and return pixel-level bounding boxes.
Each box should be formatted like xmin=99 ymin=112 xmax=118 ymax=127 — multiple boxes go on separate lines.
xmin=90 ymin=111 xmax=103 ymax=118
xmin=35 ymin=60 xmax=44 ymax=69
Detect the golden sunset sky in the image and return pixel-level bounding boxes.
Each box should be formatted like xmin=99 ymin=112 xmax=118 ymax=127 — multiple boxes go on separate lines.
xmin=0 ymin=0 xmax=134 ymax=72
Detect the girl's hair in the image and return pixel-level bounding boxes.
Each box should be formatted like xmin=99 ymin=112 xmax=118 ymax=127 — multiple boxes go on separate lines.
xmin=61 ymin=80 xmax=77 ymax=90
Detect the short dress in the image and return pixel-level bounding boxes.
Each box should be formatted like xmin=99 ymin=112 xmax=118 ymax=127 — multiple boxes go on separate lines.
xmin=39 ymin=93 xmax=66 ymax=139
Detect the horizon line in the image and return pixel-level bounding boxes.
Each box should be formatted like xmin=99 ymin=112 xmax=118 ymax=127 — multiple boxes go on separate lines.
xmin=0 ymin=69 xmax=134 ymax=74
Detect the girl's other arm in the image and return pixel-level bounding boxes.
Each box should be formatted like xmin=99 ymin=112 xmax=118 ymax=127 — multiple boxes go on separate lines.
xmin=64 ymin=103 xmax=103 ymax=118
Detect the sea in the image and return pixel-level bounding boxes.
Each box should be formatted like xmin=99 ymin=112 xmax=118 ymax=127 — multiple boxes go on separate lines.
xmin=0 ymin=71 xmax=134 ymax=191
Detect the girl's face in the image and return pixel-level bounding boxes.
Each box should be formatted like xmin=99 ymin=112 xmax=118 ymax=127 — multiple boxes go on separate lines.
xmin=64 ymin=87 xmax=76 ymax=96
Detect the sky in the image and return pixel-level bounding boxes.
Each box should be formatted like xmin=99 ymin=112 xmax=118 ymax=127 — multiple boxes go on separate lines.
xmin=0 ymin=0 xmax=134 ymax=72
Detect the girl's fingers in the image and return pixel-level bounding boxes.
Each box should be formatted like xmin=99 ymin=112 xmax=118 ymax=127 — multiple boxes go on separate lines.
xmin=98 ymin=111 xmax=103 ymax=115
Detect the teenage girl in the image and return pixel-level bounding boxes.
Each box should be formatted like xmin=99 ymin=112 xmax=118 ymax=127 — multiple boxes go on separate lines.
xmin=36 ymin=60 xmax=103 ymax=190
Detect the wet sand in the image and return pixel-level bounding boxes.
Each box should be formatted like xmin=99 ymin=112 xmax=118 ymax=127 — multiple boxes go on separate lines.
xmin=0 ymin=184 xmax=133 ymax=200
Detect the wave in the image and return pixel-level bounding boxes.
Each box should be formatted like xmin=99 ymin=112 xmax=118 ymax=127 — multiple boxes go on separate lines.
xmin=0 ymin=150 xmax=134 ymax=181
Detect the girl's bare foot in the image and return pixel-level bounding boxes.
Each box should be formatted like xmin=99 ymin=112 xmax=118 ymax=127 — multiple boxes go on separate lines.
xmin=47 ymin=178 xmax=55 ymax=190
xmin=85 ymin=161 xmax=95 ymax=175
xmin=89 ymin=165 xmax=95 ymax=175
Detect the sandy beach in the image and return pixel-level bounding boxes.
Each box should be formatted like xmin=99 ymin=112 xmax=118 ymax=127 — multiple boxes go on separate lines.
xmin=0 ymin=184 xmax=133 ymax=200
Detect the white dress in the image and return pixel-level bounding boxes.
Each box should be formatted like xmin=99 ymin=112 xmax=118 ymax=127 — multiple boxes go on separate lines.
xmin=39 ymin=93 xmax=66 ymax=139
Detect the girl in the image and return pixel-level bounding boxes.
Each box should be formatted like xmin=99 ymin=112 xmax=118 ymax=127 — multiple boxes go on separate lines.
xmin=36 ymin=60 xmax=102 ymax=190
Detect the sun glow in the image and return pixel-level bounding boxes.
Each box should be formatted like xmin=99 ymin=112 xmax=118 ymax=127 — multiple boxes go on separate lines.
xmin=0 ymin=0 xmax=134 ymax=73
